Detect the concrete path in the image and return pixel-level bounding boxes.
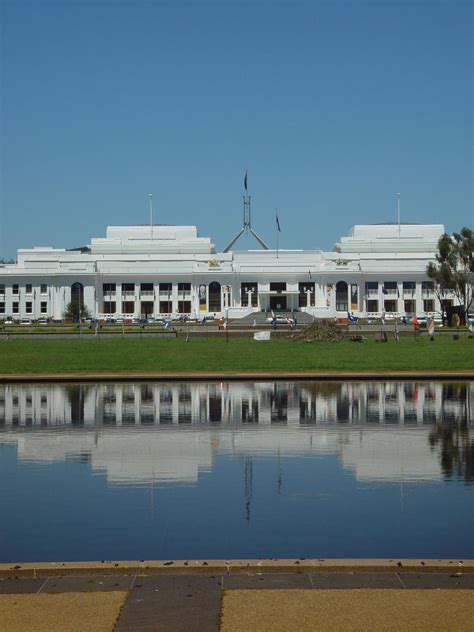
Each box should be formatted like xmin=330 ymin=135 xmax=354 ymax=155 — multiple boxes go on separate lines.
xmin=1 ymin=570 xmax=473 ymax=632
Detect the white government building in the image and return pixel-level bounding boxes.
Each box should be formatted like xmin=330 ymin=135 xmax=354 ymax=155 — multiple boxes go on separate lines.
xmin=0 ymin=221 xmax=453 ymax=321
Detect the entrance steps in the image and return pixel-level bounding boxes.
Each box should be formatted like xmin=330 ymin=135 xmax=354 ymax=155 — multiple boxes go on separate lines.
xmin=235 ymin=311 xmax=315 ymax=325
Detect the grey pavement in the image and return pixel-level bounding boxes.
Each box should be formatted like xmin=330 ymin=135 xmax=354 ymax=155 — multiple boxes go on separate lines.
xmin=1 ymin=571 xmax=473 ymax=632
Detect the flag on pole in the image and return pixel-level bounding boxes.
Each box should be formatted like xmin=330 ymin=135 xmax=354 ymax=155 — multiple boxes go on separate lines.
xmin=308 ymin=270 xmax=312 ymax=280
xmin=276 ymin=210 xmax=281 ymax=232
xmin=412 ymin=314 xmax=420 ymax=330
xmin=347 ymin=311 xmax=358 ymax=324
xmin=244 ymin=171 xmax=248 ymax=192
xmin=427 ymin=318 xmax=435 ymax=339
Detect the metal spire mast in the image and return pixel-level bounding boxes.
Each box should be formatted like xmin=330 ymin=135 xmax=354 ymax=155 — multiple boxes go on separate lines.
xmin=223 ymin=172 xmax=270 ymax=252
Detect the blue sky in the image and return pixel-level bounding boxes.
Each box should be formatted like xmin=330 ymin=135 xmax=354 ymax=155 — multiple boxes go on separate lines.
xmin=1 ymin=0 xmax=472 ymax=259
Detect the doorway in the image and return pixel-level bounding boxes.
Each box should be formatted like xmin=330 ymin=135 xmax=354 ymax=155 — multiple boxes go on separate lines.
xmin=270 ymin=296 xmax=287 ymax=311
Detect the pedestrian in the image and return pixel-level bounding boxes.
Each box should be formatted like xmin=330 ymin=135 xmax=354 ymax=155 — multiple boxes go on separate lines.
xmin=394 ymin=323 xmax=400 ymax=342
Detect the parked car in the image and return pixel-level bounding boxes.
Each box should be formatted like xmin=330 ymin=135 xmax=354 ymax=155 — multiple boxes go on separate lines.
xmin=36 ymin=318 xmax=48 ymax=324
xmin=20 ymin=319 xmax=32 ymax=325
xmin=4 ymin=318 xmax=14 ymax=325
xmin=265 ymin=316 xmax=293 ymax=325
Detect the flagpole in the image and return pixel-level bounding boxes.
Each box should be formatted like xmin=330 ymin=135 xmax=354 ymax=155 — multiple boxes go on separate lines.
xmin=149 ymin=193 xmax=153 ymax=240
xmin=276 ymin=208 xmax=279 ymax=259
xmin=397 ymin=192 xmax=400 ymax=239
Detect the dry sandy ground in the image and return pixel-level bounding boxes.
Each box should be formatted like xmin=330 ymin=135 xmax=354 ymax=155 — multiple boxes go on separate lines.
xmin=220 ymin=589 xmax=474 ymax=632
xmin=0 ymin=591 xmax=127 ymax=632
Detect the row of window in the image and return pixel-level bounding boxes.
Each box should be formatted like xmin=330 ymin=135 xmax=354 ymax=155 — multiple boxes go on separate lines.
xmin=365 ymin=281 xmax=434 ymax=291
xmin=365 ymin=299 xmax=437 ymax=313
xmin=0 ymin=284 xmax=48 ymax=295
xmin=102 ymin=283 xmax=190 ymax=293
xmin=0 ymin=281 xmax=437 ymax=295
xmin=0 ymin=302 xmax=48 ymax=314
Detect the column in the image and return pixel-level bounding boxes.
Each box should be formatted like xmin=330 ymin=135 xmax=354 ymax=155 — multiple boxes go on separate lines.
xmin=415 ymin=282 xmax=423 ymax=316
xmin=397 ymin=281 xmax=404 ymax=315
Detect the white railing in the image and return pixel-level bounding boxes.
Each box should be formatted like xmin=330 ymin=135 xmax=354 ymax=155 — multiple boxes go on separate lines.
xmin=140 ymin=291 xmax=154 ymax=297
xmin=122 ymin=291 xmax=135 ymax=297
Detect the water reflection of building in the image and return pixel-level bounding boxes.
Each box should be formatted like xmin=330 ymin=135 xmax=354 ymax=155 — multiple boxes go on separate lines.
xmin=0 ymin=381 xmax=471 ymax=427
xmin=0 ymin=381 xmax=472 ymax=487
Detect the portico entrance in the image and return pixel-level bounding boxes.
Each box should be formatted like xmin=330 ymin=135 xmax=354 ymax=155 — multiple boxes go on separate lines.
xmin=270 ymin=295 xmax=287 ymax=311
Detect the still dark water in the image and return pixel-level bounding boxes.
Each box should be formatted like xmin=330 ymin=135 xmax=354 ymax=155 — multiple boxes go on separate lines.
xmin=0 ymin=381 xmax=473 ymax=563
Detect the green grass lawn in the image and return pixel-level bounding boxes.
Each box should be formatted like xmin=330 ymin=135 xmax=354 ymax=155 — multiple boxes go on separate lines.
xmin=0 ymin=335 xmax=473 ymax=373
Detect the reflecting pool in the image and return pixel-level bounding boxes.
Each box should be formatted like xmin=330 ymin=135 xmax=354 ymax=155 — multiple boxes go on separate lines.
xmin=0 ymin=381 xmax=473 ymax=562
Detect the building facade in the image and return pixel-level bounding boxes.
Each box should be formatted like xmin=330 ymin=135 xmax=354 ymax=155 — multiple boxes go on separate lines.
xmin=0 ymin=222 xmax=457 ymax=321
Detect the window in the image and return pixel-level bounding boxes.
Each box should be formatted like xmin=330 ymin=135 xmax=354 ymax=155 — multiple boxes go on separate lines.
xmin=160 ymin=283 xmax=172 ymax=293
xmin=12 ymin=284 xmax=19 ymax=295
xmin=0 ymin=285 xmax=4 ymax=295
xmin=366 ymin=300 xmax=378 ymax=312
xmin=241 ymin=283 xmax=258 ymax=307
xmin=122 ymin=283 xmax=134 ymax=292
xmin=178 ymin=301 xmax=191 ymax=314
xmin=299 ymin=282 xmax=315 ymax=307
xmin=40 ymin=302 xmax=47 ymax=314
xmin=384 ymin=300 xmax=397 ymax=312
xmin=423 ymin=299 xmax=435 ymax=312
xmin=0 ymin=302 xmax=4 ymax=314
xmin=404 ymin=300 xmax=416 ymax=313
xmin=383 ymin=281 xmax=397 ymax=294
xmin=422 ymin=281 xmax=434 ymax=291
xmin=270 ymin=282 xmax=286 ymax=293
xmin=403 ymin=281 xmax=416 ymax=294
xmin=178 ymin=284 xmax=191 ymax=312
xmin=335 ymin=281 xmax=348 ymax=312
xmin=140 ymin=283 xmax=153 ymax=292
xmin=208 ymin=282 xmax=221 ymax=312
xmin=365 ymin=281 xmax=378 ymax=296
xmin=26 ymin=302 xmax=32 ymax=314
xmin=103 ymin=302 xmax=116 ymax=314
xmin=122 ymin=301 xmax=135 ymax=314
xmin=159 ymin=301 xmax=172 ymax=314
xmin=40 ymin=284 xmax=47 ymax=294
xmin=26 ymin=284 xmax=32 ymax=294
xmin=103 ymin=283 xmax=116 ymax=293
xmin=12 ymin=302 xmax=19 ymax=313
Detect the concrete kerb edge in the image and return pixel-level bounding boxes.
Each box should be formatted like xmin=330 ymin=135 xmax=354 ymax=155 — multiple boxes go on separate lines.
xmin=1 ymin=559 xmax=473 ymax=579
xmin=0 ymin=371 xmax=474 ymax=384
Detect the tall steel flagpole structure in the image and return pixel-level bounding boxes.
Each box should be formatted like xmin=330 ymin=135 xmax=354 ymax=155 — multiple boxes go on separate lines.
xmin=223 ymin=172 xmax=270 ymax=252
xmin=149 ymin=193 xmax=154 ymax=240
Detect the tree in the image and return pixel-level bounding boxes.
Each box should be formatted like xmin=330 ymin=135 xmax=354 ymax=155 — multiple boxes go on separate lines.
xmin=426 ymin=227 xmax=474 ymax=320
xmin=63 ymin=301 xmax=91 ymax=321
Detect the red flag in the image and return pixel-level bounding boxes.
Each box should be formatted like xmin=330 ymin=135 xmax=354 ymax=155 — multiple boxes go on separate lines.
xmin=412 ymin=314 xmax=420 ymax=330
